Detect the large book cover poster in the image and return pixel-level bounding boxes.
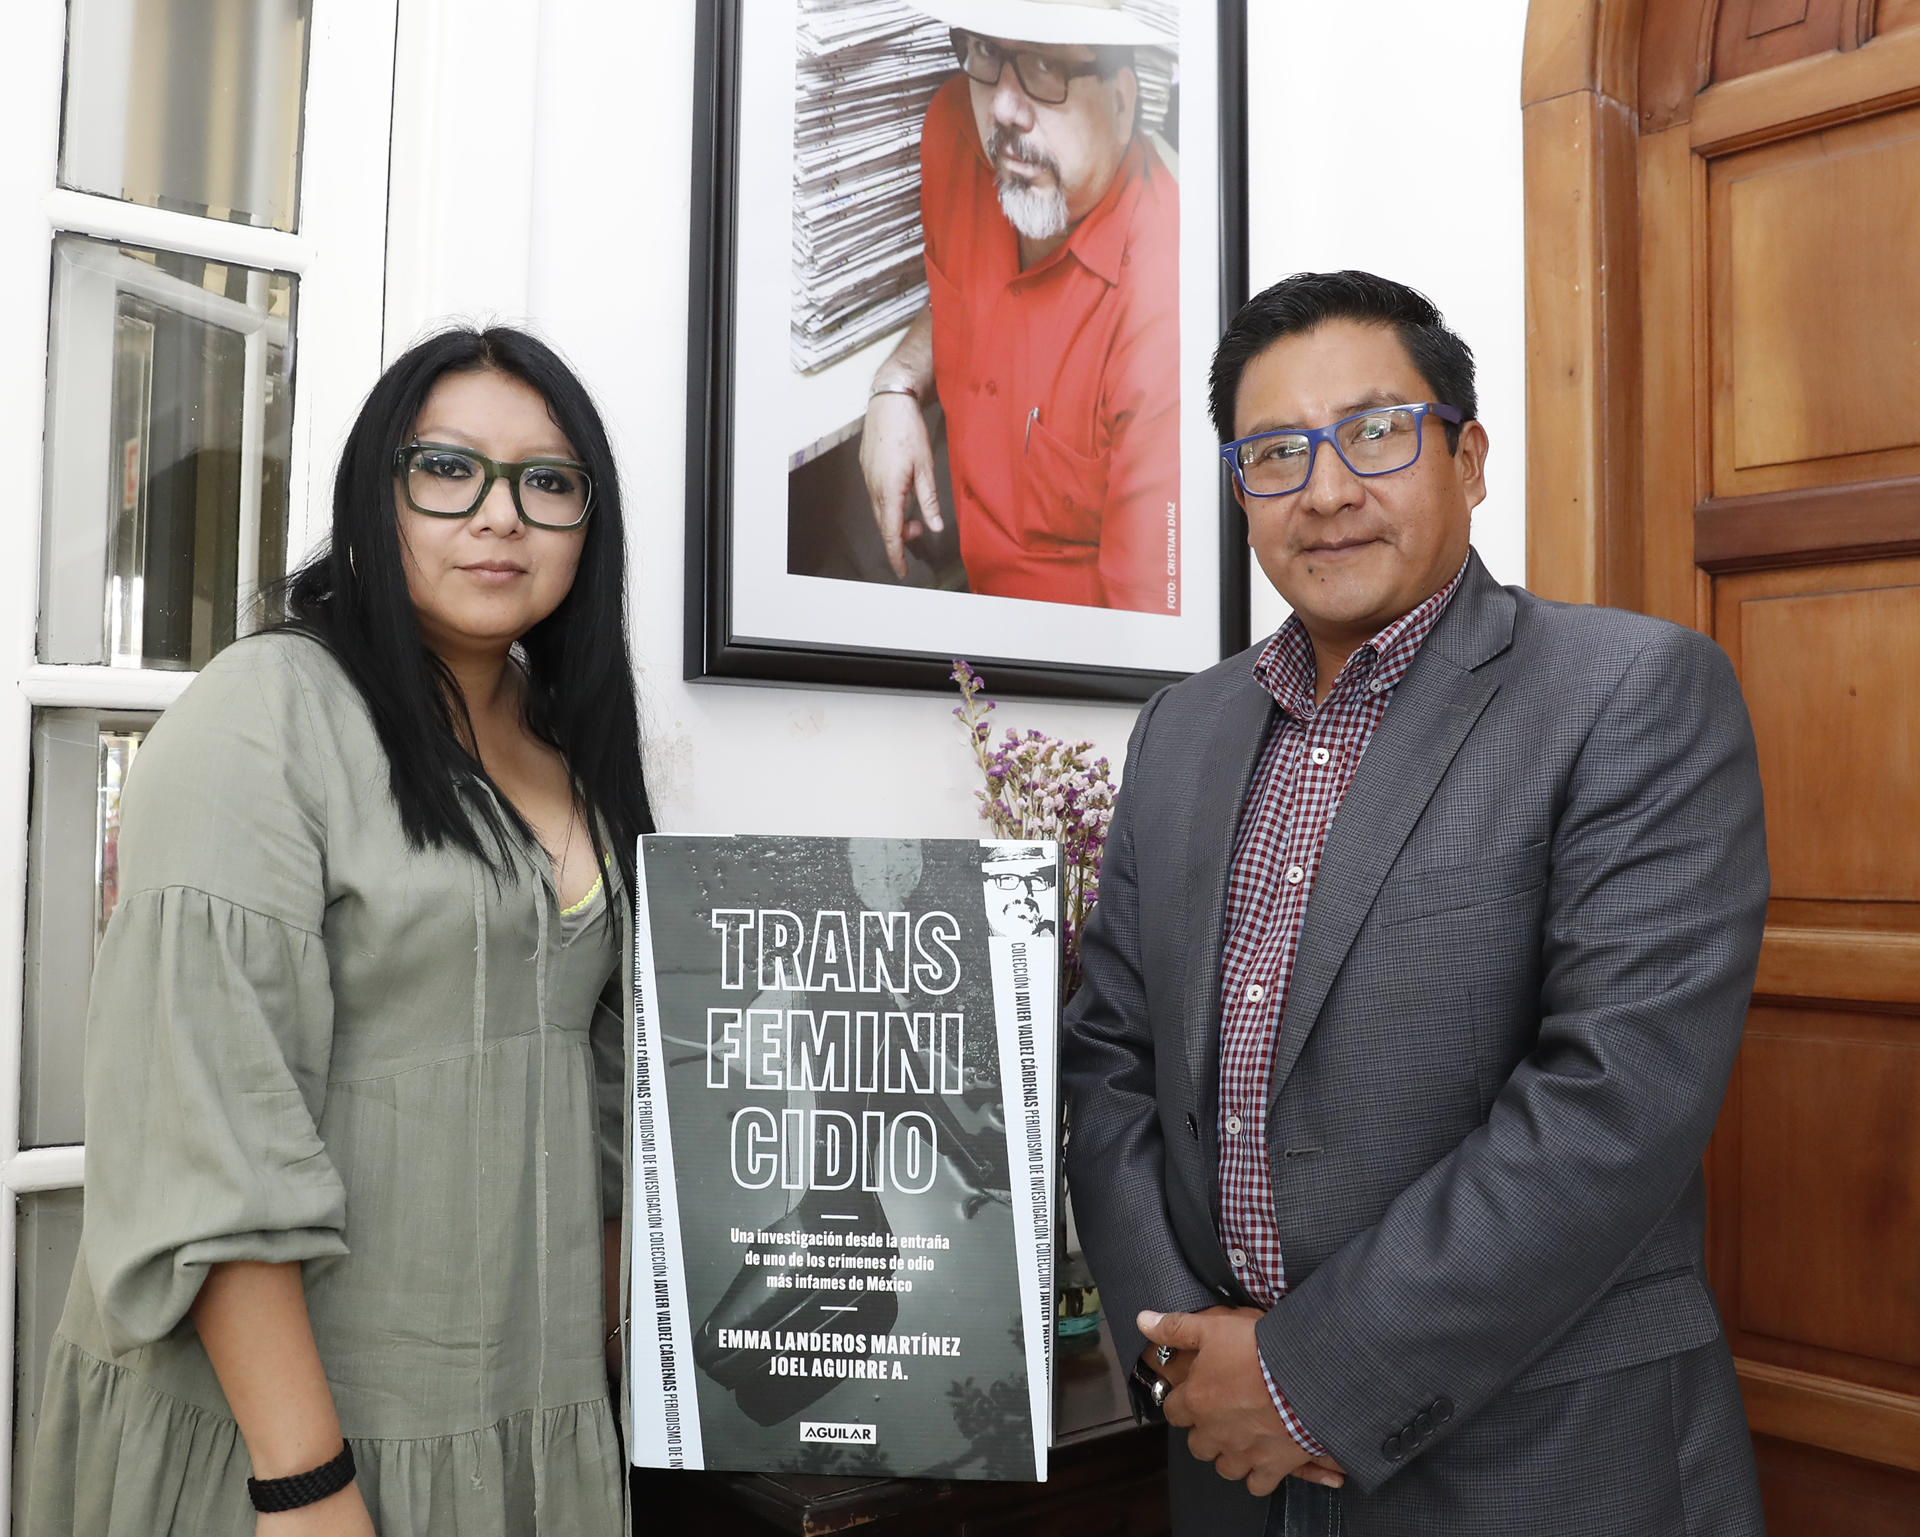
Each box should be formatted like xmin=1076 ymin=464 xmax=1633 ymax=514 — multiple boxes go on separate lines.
xmin=628 ymin=835 xmax=1058 ymax=1481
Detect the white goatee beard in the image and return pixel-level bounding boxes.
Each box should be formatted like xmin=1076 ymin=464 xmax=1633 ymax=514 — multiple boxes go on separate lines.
xmin=987 ymin=127 xmax=1069 ymax=240
xmin=996 ymin=176 xmax=1070 ymax=240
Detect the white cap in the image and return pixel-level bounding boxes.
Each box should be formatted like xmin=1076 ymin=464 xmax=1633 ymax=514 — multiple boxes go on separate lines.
xmin=914 ymin=0 xmax=1162 ymax=49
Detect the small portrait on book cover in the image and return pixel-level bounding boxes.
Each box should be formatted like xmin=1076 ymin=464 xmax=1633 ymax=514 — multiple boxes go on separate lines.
xmin=979 ymin=842 xmax=1059 ymax=940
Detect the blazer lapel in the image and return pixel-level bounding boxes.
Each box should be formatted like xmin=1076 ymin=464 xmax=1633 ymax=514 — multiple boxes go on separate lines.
xmin=1266 ymin=555 xmax=1515 ymax=1104
xmin=1181 ymin=668 xmax=1277 ymax=1117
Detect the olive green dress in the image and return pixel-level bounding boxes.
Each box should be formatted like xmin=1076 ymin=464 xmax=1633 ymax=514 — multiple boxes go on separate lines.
xmin=27 ymin=633 xmax=632 ymax=1535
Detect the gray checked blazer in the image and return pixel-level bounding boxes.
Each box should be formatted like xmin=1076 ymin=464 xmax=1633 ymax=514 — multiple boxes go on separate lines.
xmin=1062 ymin=551 xmax=1770 ymax=1537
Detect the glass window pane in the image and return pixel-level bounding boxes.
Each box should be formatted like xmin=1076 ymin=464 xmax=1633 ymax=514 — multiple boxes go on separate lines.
xmin=40 ymin=235 xmax=297 ymax=670
xmin=61 ymin=0 xmax=312 ymax=233
xmin=97 ymin=730 xmax=144 ymax=943
xmin=24 ymin=710 xmax=158 ymax=1149
xmin=11 ymin=1189 xmax=84 ymax=1532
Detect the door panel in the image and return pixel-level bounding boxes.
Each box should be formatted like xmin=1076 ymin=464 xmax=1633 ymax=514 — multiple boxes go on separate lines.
xmin=1709 ymin=107 xmax=1920 ymax=495
xmin=1883 ymin=0 xmax=1920 ymax=34
xmin=1713 ymin=0 xmax=1864 ymax=83
xmin=1732 ymin=578 xmax=1920 ymax=900
xmin=1687 ymin=40 xmax=1920 ymax=1528
xmin=1530 ymin=3 xmax=1920 ymax=1527
xmin=1727 ymin=138 xmax=1920 ymax=468
xmin=1737 ymin=1013 xmax=1920 ymax=1370
xmin=1755 ymin=1436 xmax=1920 ymax=1530
xmin=1708 ymin=558 xmax=1920 ymax=1465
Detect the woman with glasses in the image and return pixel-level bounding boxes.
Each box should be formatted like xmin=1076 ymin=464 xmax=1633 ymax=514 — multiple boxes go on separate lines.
xmin=30 ymin=327 xmax=648 ymax=1536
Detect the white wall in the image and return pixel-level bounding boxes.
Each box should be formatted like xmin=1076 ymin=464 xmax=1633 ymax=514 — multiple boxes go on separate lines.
xmin=385 ymin=0 xmax=1531 ymax=834
xmin=1244 ymin=0 xmax=1532 ymax=636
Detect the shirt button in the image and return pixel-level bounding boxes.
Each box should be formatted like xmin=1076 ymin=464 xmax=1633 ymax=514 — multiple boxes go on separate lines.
xmin=1285 ymin=865 xmax=1304 ymax=885
xmin=984 ymin=379 xmax=998 ymax=395
xmin=1229 ymin=1248 xmax=1248 ymax=1269
xmin=1245 ymin=982 xmax=1263 ymax=1003
xmin=1369 ymin=678 xmax=1386 ymax=694
xmin=1310 ymin=747 xmax=1330 ymax=765
xmin=1225 ymin=1113 xmax=1243 ymax=1136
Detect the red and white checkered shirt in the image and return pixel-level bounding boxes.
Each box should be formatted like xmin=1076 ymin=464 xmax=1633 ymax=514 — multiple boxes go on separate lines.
xmin=1220 ymin=560 xmax=1468 ymax=1455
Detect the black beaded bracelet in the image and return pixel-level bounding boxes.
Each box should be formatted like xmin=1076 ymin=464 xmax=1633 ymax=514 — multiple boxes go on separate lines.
xmin=247 ymin=1443 xmax=356 ymax=1513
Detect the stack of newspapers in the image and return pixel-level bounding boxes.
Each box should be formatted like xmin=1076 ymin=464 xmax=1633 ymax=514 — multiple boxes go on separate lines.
xmin=791 ymin=1 xmax=954 ymax=375
xmin=1127 ymin=1 xmax=1180 ymax=147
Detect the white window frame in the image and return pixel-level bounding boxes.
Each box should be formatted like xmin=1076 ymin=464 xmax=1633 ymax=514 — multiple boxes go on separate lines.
xmin=0 ymin=3 xmax=397 ymax=1523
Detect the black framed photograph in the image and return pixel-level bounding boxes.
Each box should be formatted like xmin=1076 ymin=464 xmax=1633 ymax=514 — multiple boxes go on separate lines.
xmin=687 ymin=0 xmax=1249 ymax=700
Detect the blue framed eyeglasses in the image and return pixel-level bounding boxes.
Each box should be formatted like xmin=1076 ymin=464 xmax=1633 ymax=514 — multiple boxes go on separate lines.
xmin=1220 ymin=402 xmax=1465 ymax=498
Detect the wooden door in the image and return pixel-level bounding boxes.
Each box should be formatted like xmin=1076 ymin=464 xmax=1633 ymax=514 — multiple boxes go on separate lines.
xmin=1524 ymin=3 xmax=1920 ymax=1530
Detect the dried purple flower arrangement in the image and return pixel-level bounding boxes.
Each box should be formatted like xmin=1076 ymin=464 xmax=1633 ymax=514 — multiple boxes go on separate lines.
xmin=951 ymin=661 xmax=1116 ymax=999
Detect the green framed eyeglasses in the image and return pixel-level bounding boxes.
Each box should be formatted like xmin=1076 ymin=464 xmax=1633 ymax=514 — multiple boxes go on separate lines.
xmin=393 ymin=442 xmax=595 ymax=530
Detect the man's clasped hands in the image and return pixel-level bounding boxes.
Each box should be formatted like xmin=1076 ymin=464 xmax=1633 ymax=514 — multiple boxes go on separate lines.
xmin=1137 ymin=1306 xmax=1348 ymax=1498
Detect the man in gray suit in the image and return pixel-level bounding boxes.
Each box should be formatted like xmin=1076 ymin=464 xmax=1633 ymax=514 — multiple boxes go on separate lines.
xmin=1062 ymin=270 xmax=1769 ymax=1536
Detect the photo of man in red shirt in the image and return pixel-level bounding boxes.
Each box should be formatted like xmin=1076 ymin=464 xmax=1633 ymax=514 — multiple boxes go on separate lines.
xmin=858 ymin=0 xmax=1182 ymax=614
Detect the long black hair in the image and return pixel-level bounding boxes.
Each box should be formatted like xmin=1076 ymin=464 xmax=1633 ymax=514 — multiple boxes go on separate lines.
xmin=276 ymin=325 xmax=652 ymax=898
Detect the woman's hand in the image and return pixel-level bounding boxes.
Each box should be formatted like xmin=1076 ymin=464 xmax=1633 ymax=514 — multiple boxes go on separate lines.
xmin=257 ymin=1480 xmax=378 ymax=1536
xmin=190 ymin=1263 xmax=368 ymax=1535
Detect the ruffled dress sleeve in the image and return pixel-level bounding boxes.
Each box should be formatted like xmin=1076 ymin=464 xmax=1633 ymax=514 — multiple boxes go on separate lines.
xmin=81 ymin=638 xmax=349 ymax=1358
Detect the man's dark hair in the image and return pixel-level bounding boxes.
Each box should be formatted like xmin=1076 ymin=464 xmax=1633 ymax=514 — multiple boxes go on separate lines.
xmin=1208 ymin=270 xmax=1478 ymax=450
